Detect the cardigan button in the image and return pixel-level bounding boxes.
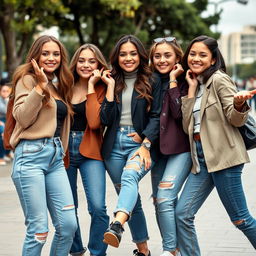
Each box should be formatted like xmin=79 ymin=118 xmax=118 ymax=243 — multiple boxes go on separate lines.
xmin=162 ymin=113 xmax=166 ymax=116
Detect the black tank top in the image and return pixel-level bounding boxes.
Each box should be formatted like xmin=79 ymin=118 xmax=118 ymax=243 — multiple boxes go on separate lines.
xmin=71 ymin=100 xmax=87 ymax=131
xmin=54 ymin=100 xmax=67 ymax=137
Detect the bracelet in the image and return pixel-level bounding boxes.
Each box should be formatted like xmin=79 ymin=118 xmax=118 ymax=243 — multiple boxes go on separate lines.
xmin=169 ymin=79 xmax=177 ymax=84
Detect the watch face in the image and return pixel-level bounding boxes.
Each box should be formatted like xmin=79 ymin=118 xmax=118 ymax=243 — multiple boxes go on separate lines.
xmin=145 ymin=142 xmax=151 ymax=147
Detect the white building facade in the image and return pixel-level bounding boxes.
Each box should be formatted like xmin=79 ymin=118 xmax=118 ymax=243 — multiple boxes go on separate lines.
xmin=219 ymin=25 xmax=256 ymax=65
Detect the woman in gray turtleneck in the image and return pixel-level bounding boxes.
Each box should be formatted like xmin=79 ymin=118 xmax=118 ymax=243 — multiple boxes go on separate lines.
xmin=100 ymin=35 xmax=161 ymax=256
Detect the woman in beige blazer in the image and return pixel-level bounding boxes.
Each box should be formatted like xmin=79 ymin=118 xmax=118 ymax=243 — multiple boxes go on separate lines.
xmin=175 ymin=35 xmax=256 ymax=256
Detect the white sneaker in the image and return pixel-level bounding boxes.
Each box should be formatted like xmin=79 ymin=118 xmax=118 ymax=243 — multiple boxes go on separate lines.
xmin=160 ymin=251 xmax=172 ymax=256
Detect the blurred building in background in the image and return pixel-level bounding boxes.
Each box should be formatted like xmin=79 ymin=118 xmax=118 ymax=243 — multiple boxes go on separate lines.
xmin=219 ymin=25 xmax=256 ymax=65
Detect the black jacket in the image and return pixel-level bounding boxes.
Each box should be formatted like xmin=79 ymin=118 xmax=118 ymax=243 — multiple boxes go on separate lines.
xmin=100 ymin=77 xmax=161 ymax=160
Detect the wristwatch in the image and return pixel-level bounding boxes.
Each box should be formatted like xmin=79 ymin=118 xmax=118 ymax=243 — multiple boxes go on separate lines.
xmin=141 ymin=141 xmax=151 ymax=151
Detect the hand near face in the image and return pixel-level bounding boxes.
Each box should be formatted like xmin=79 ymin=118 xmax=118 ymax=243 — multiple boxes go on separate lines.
xmin=88 ymin=68 xmax=103 ymax=86
xmin=170 ymin=63 xmax=184 ymax=80
xmin=186 ymin=69 xmax=198 ymax=88
xmin=101 ymin=70 xmax=115 ymax=88
xmin=31 ymin=58 xmax=48 ymax=88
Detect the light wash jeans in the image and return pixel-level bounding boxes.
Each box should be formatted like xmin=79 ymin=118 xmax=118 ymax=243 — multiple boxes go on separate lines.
xmin=12 ymin=137 xmax=77 ymax=256
xmin=151 ymin=152 xmax=191 ymax=251
xmin=104 ymin=126 xmax=150 ymax=243
xmin=66 ymin=131 xmax=109 ymax=256
xmin=176 ymin=140 xmax=256 ymax=256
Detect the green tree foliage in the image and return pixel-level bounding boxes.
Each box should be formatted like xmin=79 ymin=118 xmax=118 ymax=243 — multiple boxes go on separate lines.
xmin=56 ymin=0 xmax=219 ymax=57
xmin=0 ymin=0 xmax=219 ymax=77
xmin=0 ymin=0 xmax=68 ymax=77
xmin=230 ymin=61 xmax=256 ymax=80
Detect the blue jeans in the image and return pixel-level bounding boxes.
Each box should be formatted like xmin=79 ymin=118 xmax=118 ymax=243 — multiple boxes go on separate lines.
xmin=176 ymin=140 xmax=256 ymax=256
xmin=66 ymin=131 xmax=109 ymax=256
xmin=12 ymin=137 xmax=77 ymax=256
xmin=151 ymin=152 xmax=191 ymax=251
xmin=104 ymin=126 xmax=150 ymax=243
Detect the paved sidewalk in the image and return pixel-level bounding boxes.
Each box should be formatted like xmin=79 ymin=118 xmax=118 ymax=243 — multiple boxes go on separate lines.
xmin=0 ymin=149 xmax=256 ymax=256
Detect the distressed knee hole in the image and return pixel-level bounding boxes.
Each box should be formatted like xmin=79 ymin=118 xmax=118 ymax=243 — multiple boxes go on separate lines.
xmin=62 ymin=204 xmax=75 ymax=211
xmin=233 ymin=219 xmax=245 ymax=226
xmin=124 ymin=161 xmax=140 ymax=171
xmin=35 ymin=232 xmax=48 ymax=243
xmin=159 ymin=181 xmax=174 ymax=189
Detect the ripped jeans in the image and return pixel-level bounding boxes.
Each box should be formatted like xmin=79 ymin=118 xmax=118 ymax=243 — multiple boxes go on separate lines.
xmin=104 ymin=126 xmax=150 ymax=243
xmin=12 ymin=137 xmax=77 ymax=256
xmin=151 ymin=152 xmax=191 ymax=251
xmin=176 ymin=140 xmax=256 ymax=256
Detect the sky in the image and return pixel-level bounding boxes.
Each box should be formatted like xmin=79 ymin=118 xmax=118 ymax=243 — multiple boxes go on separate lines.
xmin=203 ymin=0 xmax=256 ymax=35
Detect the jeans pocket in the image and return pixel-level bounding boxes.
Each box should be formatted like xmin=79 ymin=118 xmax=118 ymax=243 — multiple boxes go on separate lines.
xmin=22 ymin=139 xmax=45 ymax=154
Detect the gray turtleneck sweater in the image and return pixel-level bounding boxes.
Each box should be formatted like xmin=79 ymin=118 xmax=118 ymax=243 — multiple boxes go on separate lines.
xmin=119 ymin=70 xmax=137 ymax=126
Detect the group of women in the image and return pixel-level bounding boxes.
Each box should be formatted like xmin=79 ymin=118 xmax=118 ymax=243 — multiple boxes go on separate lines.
xmin=8 ymin=33 xmax=256 ymax=256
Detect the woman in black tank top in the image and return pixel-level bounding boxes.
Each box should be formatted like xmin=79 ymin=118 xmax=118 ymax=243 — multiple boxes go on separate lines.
xmin=66 ymin=44 xmax=112 ymax=256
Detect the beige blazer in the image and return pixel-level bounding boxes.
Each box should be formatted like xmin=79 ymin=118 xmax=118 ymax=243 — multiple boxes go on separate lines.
xmin=182 ymin=70 xmax=250 ymax=173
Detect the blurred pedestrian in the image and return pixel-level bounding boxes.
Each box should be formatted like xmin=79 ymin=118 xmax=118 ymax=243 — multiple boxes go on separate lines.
xmin=101 ymin=34 xmax=161 ymax=256
xmin=148 ymin=37 xmax=192 ymax=256
xmin=175 ymin=35 xmax=256 ymax=256
xmin=10 ymin=35 xmax=77 ymax=255
xmin=67 ymin=44 xmax=110 ymax=256
xmin=0 ymin=79 xmax=12 ymax=165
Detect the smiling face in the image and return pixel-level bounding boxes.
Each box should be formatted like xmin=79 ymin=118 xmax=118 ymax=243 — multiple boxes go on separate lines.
xmin=118 ymin=41 xmax=140 ymax=73
xmin=38 ymin=41 xmax=61 ymax=74
xmin=76 ymin=48 xmax=99 ymax=80
xmin=187 ymin=42 xmax=216 ymax=75
xmin=153 ymin=43 xmax=178 ymax=74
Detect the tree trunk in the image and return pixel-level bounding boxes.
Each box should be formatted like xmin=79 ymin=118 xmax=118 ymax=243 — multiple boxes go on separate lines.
xmin=0 ymin=4 xmax=20 ymax=79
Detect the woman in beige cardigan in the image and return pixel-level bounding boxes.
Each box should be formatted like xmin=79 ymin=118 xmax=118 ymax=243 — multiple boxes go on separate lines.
xmin=10 ymin=35 xmax=77 ymax=256
xmin=175 ymin=35 xmax=256 ymax=256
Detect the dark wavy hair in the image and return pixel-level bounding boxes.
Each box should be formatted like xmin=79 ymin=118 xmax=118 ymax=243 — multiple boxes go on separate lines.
xmin=182 ymin=35 xmax=226 ymax=84
xmin=110 ymin=34 xmax=152 ymax=111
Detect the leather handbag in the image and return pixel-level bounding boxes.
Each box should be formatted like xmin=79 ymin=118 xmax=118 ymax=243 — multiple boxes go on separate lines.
xmin=239 ymin=114 xmax=256 ymax=150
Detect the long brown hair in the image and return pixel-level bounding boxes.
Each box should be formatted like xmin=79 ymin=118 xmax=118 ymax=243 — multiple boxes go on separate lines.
xmin=12 ymin=35 xmax=73 ymax=114
xmin=70 ymin=43 xmax=109 ymax=83
xmin=110 ymin=35 xmax=152 ymax=111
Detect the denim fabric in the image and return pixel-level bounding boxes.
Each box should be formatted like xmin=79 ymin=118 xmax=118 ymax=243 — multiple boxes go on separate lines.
xmin=176 ymin=140 xmax=256 ymax=256
xmin=104 ymin=126 xmax=150 ymax=243
xmin=12 ymin=137 xmax=77 ymax=256
xmin=151 ymin=152 xmax=191 ymax=251
xmin=66 ymin=131 xmax=109 ymax=256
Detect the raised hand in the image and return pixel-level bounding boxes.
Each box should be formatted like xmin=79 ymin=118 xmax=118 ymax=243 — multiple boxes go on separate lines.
xmin=89 ymin=68 xmax=104 ymax=86
xmin=170 ymin=63 xmax=184 ymax=80
xmin=234 ymin=89 xmax=256 ymax=107
xmin=31 ymin=59 xmax=48 ymax=88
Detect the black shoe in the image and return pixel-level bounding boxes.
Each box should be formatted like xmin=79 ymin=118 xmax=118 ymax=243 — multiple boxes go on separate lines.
xmin=133 ymin=249 xmax=151 ymax=256
xmin=70 ymin=247 xmax=87 ymax=256
xmin=103 ymin=221 xmax=124 ymax=248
